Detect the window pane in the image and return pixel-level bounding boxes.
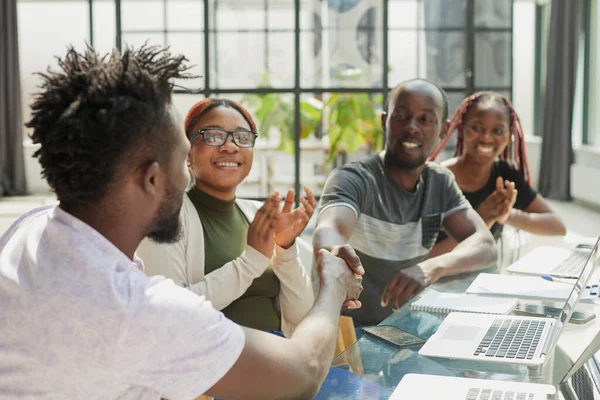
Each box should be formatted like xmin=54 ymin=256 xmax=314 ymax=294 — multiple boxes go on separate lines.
xmin=388 ymin=0 xmax=419 ymax=29
xmin=121 ymin=0 xmax=164 ymax=31
xmin=301 ymin=0 xmax=383 ymax=88
xmin=425 ymin=32 xmax=465 ymax=88
xmin=475 ymin=0 xmax=512 ymax=28
xmin=214 ymin=2 xmax=265 ymax=31
xmin=267 ymin=32 xmax=295 ymax=87
xmin=267 ymin=6 xmax=295 ymax=30
xmin=388 ymin=30 xmax=418 ymax=86
xmin=475 ymin=32 xmax=512 ymax=87
xmin=167 ymin=0 xmax=204 ymax=30
xmin=121 ymin=33 xmax=165 ymax=49
xmin=18 ymin=1 xmax=89 ymax=139
xmin=93 ymin=0 xmax=116 ymax=54
xmin=172 ymin=93 xmax=204 ymax=124
xmin=167 ymin=33 xmax=204 ymax=89
xmin=423 ymin=0 xmax=466 ymax=29
xmin=209 ymin=32 xmax=265 ymax=88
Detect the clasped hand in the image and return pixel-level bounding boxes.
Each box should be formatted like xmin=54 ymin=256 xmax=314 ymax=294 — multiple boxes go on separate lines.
xmin=477 ymin=177 xmax=518 ymax=226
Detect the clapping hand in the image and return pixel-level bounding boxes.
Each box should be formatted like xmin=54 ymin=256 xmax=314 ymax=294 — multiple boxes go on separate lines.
xmin=274 ymin=187 xmax=317 ymax=249
xmin=476 ymin=177 xmax=517 ymax=227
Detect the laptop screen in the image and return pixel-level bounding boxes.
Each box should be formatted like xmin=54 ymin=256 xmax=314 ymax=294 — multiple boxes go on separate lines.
xmin=556 ymin=238 xmax=600 ymax=384
xmin=556 ymin=238 xmax=600 ymax=326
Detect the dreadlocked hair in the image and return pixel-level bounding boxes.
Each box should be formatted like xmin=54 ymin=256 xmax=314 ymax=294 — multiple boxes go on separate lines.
xmin=27 ymin=44 xmax=193 ymax=209
xmin=184 ymin=98 xmax=256 ymax=139
xmin=428 ymin=91 xmax=531 ymax=183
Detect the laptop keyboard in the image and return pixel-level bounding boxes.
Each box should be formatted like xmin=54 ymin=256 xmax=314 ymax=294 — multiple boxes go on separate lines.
xmin=473 ymin=319 xmax=547 ymax=359
xmin=550 ymin=251 xmax=589 ymax=275
xmin=465 ymin=387 xmax=534 ymax=400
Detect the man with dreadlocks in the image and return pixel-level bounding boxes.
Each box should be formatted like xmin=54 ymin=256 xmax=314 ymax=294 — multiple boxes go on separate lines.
xmin=428 ymin=91 xmax=566 ymax=258
xmin=314 ymin=79 xmax=497 ymax=326
xmin=0 ymin=45 xmax=363 ymax=400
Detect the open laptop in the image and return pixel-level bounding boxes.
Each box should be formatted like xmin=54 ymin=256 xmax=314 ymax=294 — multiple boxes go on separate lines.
xmin=418 ymin=237 xmax=600 ymax=366
xmin=506 ymin=239 xmax=598 ymax=278
xmin=390 ymin=374 xmax=555 ymax=400
xmin=391 ymin=332 xmax=600 ymax=400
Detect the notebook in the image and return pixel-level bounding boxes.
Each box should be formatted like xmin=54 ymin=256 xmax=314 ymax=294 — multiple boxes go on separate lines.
xmin=465 ymin=273 xmax=574 ymax=300
xmin=410 ymin=289 xmax=518 ymax=315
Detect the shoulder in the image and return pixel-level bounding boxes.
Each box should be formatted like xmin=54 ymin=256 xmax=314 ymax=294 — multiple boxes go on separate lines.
xmin=333 ymin=154 xmax=382 ymax=181
xmin=423 ymin=161 xmax=456 ymax=182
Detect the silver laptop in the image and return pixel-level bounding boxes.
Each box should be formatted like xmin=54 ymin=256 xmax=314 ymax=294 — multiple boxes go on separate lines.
xmin=418 ymin=237 xmax=600 ymax=366
xmin=390 ymin=374 xmax=555 ymax=400
xmin=391 ymin=332 xmax=600 ymax=400
xmin=507 ymin=243 xmax=595 ymax=278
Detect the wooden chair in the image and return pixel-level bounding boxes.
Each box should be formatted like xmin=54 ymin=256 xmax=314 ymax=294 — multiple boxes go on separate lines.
xmin=334 ymin=315 xmax=358 ymax=357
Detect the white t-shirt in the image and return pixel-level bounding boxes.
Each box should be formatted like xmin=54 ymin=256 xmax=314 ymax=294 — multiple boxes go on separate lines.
xmin=0 ymin=206 xmax=245 ymax=400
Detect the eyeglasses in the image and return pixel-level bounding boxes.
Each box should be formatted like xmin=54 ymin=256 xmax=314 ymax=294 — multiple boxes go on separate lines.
xmin=190 ymin=128 xmax=258 ymax=148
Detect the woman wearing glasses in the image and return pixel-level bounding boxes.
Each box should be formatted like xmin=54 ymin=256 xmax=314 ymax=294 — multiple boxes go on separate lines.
xmin=137 ymin=98 xmax=316 ymax=337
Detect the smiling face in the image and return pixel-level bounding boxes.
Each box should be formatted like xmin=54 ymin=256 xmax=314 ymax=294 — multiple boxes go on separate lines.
xmin=188 ymin=105 xmax=254 ymax=199
xmin=460 ymin=100 xmax=511 ymax=165
xmin=382 ymin=81 xmax=447 ymax=170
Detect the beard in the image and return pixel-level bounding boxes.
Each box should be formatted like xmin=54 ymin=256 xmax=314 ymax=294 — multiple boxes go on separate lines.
xmin=146 ymin=191 xmax=183 ymax=244
xmin=384 ymin=146 xmax=427 ymax=170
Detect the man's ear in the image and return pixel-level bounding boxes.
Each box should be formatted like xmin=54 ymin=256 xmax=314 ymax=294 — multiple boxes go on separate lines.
xmin=440 ymin=120 xmax=450 ymax=139
xmin=140 ymin=161 xmax=161 ymax=197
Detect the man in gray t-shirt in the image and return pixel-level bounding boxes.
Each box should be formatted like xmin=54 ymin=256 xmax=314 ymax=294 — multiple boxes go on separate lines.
xmin=314 ymin=79 xmax=498 ymax=326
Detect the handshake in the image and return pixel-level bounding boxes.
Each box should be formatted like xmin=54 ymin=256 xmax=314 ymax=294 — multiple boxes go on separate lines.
xmin=316 ymin=245 xmax=364 ymax=310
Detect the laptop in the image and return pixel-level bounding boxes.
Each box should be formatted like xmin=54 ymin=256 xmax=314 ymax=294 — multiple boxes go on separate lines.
xmin=506 ymin=240 xmax=597 ymax=278
xmin=390 ymin=374 xmax=555 ymax=400
xmin=391 ymin=330 xmax=600 ymax=400
xmin=418 ymin=237 xmax=600 ymax=366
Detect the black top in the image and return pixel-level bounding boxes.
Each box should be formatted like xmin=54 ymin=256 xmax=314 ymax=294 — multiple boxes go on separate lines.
xmin=438 ymin=160 xmax=538 ymax=241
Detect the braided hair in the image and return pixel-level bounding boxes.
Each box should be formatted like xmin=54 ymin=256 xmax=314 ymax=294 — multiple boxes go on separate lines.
xmin=428 ymin=92 xmax=531 ymax=183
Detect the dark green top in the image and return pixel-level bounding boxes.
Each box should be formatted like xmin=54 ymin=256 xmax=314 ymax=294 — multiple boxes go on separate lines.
xmin=187 ymin=187 xmax=281 ymax=330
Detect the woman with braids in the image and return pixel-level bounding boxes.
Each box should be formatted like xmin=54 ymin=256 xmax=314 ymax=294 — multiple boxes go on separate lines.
xmin=428 ymin=92 xmax=566 ymax=257
xmin=138 ymin=98 xmax=317 ymax=337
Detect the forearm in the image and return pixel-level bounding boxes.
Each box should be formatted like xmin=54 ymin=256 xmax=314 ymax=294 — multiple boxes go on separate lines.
xmin=505 ymin=209 xmax=567 ymax=235
xmin=424 ymin=231 xmax=497 ymax=281
xmin=205 ymin=281 xmax=345 ymax=400
xmin=288 ymin=281 xmax=346 ymax=382
xmin=313 ymin=225 xmax=348 ymax=255
xmin=428 ymin=236 xmax=458 ymax=259
xmin=273 ymin=243 xmax=315 ymax=326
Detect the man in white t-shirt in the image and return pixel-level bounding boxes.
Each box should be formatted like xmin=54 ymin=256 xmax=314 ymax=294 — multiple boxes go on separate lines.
xmin=0 ymin=45 xmax=363 ymax=400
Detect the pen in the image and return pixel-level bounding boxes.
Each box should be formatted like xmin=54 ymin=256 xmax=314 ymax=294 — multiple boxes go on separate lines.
xmin=541 ymin=275 xmax=594 ymax=290
xmin=541 ymin=275 xmax=576 ymax=284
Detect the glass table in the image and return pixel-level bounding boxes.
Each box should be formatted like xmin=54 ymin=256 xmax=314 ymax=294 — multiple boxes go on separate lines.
xmin=314 ymin=261 xmax=600 ymax=399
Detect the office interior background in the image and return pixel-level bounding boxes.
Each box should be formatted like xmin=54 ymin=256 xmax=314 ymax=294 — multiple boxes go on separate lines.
xmin=1 ymin=0 xmax=599 ymax=210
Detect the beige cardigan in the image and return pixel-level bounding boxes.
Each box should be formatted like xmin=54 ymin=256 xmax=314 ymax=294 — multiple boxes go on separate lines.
xmin=137 ymin=194 xmax=314 ymax=337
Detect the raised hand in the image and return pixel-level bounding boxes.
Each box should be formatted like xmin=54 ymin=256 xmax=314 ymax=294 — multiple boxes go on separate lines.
xmin=274 ymin=186 xmax=317 ymax=249
xmin=246 ymin=194 xmax=281 ymax=258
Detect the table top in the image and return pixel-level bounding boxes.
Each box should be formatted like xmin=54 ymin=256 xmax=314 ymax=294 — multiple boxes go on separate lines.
xmin=315 ymin=234 xmax=600 ymax=399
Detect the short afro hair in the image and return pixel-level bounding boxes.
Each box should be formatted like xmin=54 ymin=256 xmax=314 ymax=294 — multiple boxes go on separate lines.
xmin=27 ymin=44 xmax=192 ymax=209
xmin=385 ymin=78 xmax=449 ymax=121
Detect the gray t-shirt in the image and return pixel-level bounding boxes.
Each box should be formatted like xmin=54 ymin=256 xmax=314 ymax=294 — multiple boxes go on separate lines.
xmin=0 ymin=206 xmax=244 ymax=399
xmin=319 ymin=153 xmax=470 ymax=325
